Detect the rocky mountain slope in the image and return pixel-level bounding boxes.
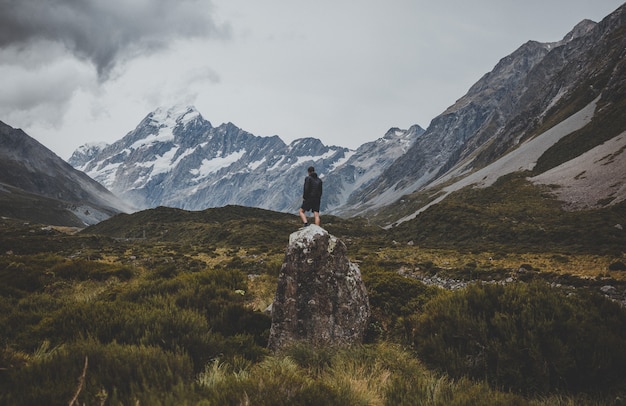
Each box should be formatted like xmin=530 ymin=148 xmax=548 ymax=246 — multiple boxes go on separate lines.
xmin=0 ymin=120 xmax=131 ymax=226
xmin=67 ymin=4 xmax=626 ymax=225
xmin=354 ymin=4 xmax=626 ymax=222
xmin=70 ymin=106 xmax=423 ymax=213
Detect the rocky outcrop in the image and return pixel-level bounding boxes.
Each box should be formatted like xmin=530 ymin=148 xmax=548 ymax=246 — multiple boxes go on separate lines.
xmin=267 ymin=225 xmax=370 ymax=351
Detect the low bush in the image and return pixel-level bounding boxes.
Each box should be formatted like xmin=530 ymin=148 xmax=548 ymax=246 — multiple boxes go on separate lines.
xmin=0 ymin=254 xmax=75 ymax=295
xmin=609 ymin=261 xmax=626 ymax=271
xmin=198 ymin=355 xmax=351 ymax=405
xmin=1 ymin=340 xmax=195 ymax=406
xmin=363 ymin=270 xmax=440 ymax=342
xmin=411 ymin=281 xmax=626 ymax=395
xmin=51 ymin=259 xmax=134 ymax=281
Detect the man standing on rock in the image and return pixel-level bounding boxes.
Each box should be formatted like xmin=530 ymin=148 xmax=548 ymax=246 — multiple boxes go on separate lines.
xmin=299 ymin=166 xmax=323 ymax=227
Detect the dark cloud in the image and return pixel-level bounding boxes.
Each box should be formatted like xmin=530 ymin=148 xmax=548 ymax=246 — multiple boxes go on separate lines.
xmin=0 ymin=0 xmax=229 ymax=79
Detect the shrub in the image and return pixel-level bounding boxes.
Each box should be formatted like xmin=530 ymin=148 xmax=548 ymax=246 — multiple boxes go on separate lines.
xmin=384 ymin=371 xmax=528 ymax=406
xmin=411 ymin=281 xmax=626 ymax=395
xmin=363 ymin=270 xmax=440 ymax=342
xmin=26 ymin=297 xmax=267 ymax=371
xmin=0 ymin=339 xmax=194 ymax=406
xmin=198 ymin=343 xmax=536 ymax=406
xmin=51 ymin=259 xmax=134 ymax=281
xmin=608 ymin=261 xmax=626 ymax=271
xmin=0 ymin=261 xmax=44 ymax=296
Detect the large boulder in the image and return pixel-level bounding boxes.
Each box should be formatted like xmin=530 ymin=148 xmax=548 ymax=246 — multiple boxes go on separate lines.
xmin=268 ymin=225 xmax=370 ymax=351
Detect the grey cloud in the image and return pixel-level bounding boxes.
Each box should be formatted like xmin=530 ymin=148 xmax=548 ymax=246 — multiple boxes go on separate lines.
xmin=0 ymin=51 xmax=95 ymax=127
xmin=0 ymin=0 xmax=230 ymax=79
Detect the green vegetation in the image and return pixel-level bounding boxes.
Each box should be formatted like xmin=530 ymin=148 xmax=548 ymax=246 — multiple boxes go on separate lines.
xmin=1 ymin=198 xmax=625 ymax=404
xmin=195 ymin=342 xmax=534 ymax=405
xmin=390 ymin=173 xmax=626 ymax=255
xmin=412 ymin=282 xmax=626 ymax=395
xmin=362 ymin=270 xmax=440 ymax=342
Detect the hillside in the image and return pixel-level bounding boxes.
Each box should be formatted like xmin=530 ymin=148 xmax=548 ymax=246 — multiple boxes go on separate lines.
xmin=82 ymin=204 xmax=382 ymax=254
xmin=0 ymin=121 xmax=130 ymax=226
xmin=388 ymin=173 xmax=626 ymax=255
xmin=352 ymin=4 xmax=626 ymax=221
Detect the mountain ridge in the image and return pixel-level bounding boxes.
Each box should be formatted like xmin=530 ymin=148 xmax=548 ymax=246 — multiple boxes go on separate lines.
xmin=355 ymin=4 xmax=626 ymax=224
xmin=70 ymin=105 xmax=424 ymax=214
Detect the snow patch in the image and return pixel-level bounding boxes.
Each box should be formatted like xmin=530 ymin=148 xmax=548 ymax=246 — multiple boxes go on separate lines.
xmin=268 ymin=156 xmax=287 ymax=171
xmin=130 ymin=106 xmax=200 ymax=150
xmin=248 ymin=157 xmax=266 ymax=171
xmin=140 ymin=146 xmax=180 ymax=176
xmin=151 ymin=105 xmax=198 ymax=127
xmin=545 ymin=87 xmax=568 ymax=112
xmin=294 ymin=150 xmax=337 ymax=166
xmin=75 ymin=141 xmax=108 ymax=155
xmin=329 ymin=150 xmax=356 ymax=171
xmin=88 ymin=161 xmax=122 ymax=189
xmin=170 ymin=147 xmax=196 ymax=168
xmin=190 ymin=150 xmax=245 ymax=179
xmin=130 ymin=127 xmax=175 ymax=150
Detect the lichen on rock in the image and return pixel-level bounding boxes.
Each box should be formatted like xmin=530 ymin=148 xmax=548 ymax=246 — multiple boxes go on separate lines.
xmin=268 ymin=225 xmax=370 ymax=351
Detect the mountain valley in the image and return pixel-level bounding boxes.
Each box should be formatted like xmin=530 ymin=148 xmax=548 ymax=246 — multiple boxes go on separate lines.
xmin=62 ymin=4 xmax=626 ymax=227
xmin=1 ymin=3 xmax=626 ymax=405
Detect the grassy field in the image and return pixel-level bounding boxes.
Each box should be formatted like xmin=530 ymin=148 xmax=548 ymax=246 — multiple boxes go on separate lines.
xmin=1 ymin=178 xmax=625 ymax=405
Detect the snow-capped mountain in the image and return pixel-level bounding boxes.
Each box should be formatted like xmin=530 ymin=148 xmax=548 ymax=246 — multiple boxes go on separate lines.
xmin=70 ymin=105 xmax=419 ymax=213
xmin=0 ymin=120 xmax=130 ymax=226
xmin=323 ymin=125 xmax=424 ymax=215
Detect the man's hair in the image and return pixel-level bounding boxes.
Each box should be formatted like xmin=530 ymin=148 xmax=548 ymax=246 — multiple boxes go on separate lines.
xmin=307 ymin=166 xmax=315 ymax=173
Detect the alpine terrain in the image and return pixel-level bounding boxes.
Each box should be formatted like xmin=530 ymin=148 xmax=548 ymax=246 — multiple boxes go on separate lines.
xmin=69 ymin=106 xmax=423 ymax=214
xmin=69 ymin=4 xmax=626 ymax=225
xmin=0 ymin=120 xmax=131 ymax=227
xmin=353 ymin=4 xmax=626 ymax=222
xmin=2 ymin=4 xmax=626 ymax=405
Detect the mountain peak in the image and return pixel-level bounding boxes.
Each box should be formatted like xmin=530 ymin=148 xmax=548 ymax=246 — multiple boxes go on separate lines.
xmin=383 ymin=127 xmax=404 ymax=138
xmin=149 ymin=105 xmax=204 ymax=128
xmin=561 ymin=19 xmax=596 ymax=43
xmin=68 ymin=141 xmax=109 ymax=168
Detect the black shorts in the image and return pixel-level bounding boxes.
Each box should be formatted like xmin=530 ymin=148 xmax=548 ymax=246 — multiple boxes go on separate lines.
xmin=301 ymin=197 xmax=321 ymax=212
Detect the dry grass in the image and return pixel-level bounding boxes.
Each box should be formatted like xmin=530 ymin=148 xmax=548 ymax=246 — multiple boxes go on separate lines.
xmin=49 ymin=226 xmax=83 ymax=235
xmin=367 ymin=246 xmax=626 ymax=281
xmin=245 ymin=273 xmax=277 ymax=312
xmin=323 ymin=351 xmax=392 ymax=406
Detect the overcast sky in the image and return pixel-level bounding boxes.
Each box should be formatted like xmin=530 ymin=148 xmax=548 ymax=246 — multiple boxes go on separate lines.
xmin=1 ymin=1 xmax=623 ymax=159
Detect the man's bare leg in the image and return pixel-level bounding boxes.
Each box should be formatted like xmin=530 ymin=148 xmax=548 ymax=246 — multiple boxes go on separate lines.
xmin=299 ymin=208 xmax=308 ymax=225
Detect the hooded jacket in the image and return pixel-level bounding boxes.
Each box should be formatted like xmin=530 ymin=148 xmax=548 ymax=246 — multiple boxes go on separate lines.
xmin=303 ymin=172 xmax=322 ymax=200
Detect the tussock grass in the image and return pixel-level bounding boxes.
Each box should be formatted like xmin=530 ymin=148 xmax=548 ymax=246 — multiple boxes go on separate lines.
xmin=1 ymin=204 xmax=625 ymax=404
xmin=197 ymin=343 xmax=597 ymax=405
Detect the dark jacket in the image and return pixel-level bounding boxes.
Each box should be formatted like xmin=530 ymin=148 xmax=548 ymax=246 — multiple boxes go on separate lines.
xmin=303 ymin=172 xmax=322 ymax=200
